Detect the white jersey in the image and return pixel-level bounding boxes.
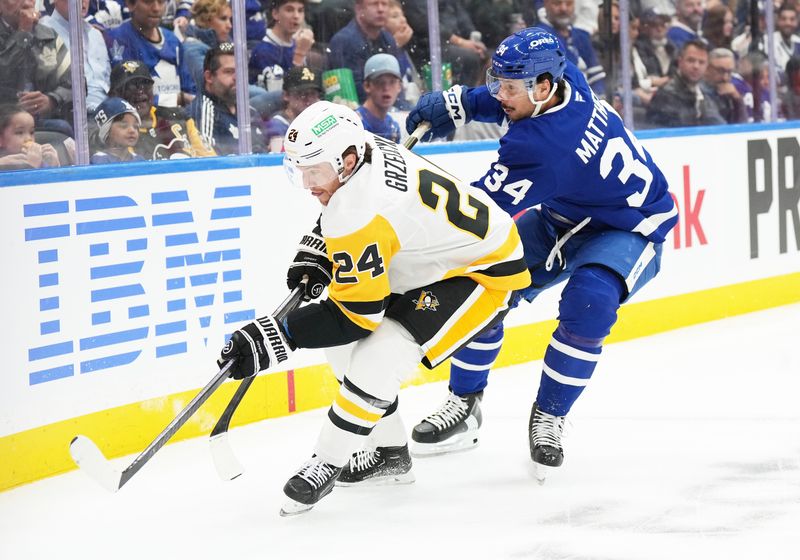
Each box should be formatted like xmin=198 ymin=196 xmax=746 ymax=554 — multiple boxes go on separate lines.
xmin=320 ymin=133 xmax=530 ymax=332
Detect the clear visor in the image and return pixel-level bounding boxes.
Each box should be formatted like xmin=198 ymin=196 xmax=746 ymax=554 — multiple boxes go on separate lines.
xmin=283 ymin=157 xmax=339 ymax=190
xmin=485 ymin=69 xmax=533 ymax=99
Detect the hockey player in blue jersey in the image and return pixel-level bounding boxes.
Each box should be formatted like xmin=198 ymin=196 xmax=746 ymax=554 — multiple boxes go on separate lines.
xmin=393 ymin=27 xmax=679 ymax=482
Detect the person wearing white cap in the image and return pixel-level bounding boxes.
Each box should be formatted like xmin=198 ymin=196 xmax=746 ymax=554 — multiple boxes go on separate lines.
xmin=355 ymin=53 xmax=403 ymax=142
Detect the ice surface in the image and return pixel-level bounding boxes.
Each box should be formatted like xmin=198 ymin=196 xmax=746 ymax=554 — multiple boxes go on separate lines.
xmin=1 ymin=304 xmax=799 ymax=559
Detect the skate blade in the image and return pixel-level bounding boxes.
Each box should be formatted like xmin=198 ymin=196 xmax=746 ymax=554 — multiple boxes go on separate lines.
xmin=279 ymin=499 xmax=314 ymax=517
xmin=410 ymin=431 xmax=478 ymax=458
xmin=335 ymin=471 xmax=416 ymax=487
xmin=533 ymin=463 xmax=553 ymax=485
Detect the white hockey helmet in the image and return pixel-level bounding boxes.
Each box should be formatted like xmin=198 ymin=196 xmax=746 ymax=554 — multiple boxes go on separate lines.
xmin=283 ymin=101 xmax=367 ymax=189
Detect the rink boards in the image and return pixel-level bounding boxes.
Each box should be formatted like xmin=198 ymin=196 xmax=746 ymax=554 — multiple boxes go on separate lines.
xmin=1 ymin=122 xmax=798 ymax=491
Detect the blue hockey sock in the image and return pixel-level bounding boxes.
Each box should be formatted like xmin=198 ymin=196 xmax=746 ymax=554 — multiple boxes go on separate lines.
xmin=537 ymin=266 xmax=623 ymax=416
xmin=449 ymin=323 xmax=504 ymax=396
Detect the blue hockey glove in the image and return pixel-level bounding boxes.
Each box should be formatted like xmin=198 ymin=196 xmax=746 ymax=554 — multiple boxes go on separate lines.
xmin=406 ymin=85 xmax=469 ymax=140
xmin=219 ymin=314 xmax=293 ymax=379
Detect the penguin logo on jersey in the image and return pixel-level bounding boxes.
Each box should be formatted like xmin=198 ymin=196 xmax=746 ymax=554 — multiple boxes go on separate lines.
xmin=413 ymin=290 xmax=440 ymax=311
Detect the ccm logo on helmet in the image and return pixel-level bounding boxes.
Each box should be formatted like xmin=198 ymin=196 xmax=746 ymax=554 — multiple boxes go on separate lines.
xmin=530 ymin=36 xmax=556 ymax=48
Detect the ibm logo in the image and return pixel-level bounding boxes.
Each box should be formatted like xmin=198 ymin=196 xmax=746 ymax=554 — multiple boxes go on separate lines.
xmin=23 ymin=186 xmax=255 ymax=386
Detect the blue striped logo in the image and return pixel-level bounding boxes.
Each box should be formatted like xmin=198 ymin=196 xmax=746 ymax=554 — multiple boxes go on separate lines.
xmin=24 ymin=185 xmax=255 ymax=385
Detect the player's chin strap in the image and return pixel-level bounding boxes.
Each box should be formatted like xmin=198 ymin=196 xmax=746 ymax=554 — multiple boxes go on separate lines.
xmin=527 ymin=80 xmax=560 ymax=118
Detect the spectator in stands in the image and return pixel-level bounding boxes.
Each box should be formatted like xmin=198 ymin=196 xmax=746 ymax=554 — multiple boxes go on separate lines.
xmin=90 ymin=97 xmax=146 ymax=163
xmin=183 ymin=0 xmax=232 ymax=88
xmin=0 ymin=0 xmax=73 ymax=128
xmin=702 ymin=4 xmax=735 ymax=50
xmin=731 ymin=3 xmax=768 ymax=59
xmin=466 ymin=0 xmax=536 ymax=50
xmin=188 ymin=42 xmax=268 ymax=155
xmin=402 ymin=0 xmax=487 ymax=86
xmin=647 ymin=39 xmax=726 ymax=127
xmin=263 ymin=65 xmax=323 ymax=152
xmin=635 ymin=8 xmax=674 ymax=88
xmin=107 ymin=0 xmax=196 ymax=108
xmin=39 ymin=0 xmax=110 ymax=113
xmin=249 ymin=0 xmax=314 ymax=91
xmin=356 ymin=53 xmax=402 ymax=142
xmin=667 ymin=0 xmax=705 ymax=50
xmin=736 ymin=51 xmax=773 ymax=121
xmin=537 ymin=0 xmax=606 ymax=95
xmin=0 ymin=103 xmax=60 ymax=169
xmin=107 ymin=59 xmax=215 ymax=159
xmin=774 ymin=3 xmax=800 ymax=73
xmin=244 ymin=0 xmax=267 ymax=44
xmin=86 ymin=0 xmax=128 ymax=30
xmin=779 ymin=55 xmax=800 ymax=119
xmin=327 ymin=0 xmax=406 ymax=102
xmin=702 ymin=48 xmax=748 ymax=123
xmin=384 ymin=0 xmax=421 ymax=107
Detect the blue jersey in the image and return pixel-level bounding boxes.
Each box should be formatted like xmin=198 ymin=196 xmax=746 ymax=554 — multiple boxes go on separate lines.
xmin=356 ymin=106 xmax=401 ymax=143
xmin=465 ymin=61 xmax=677 ymax=244
xmin=108 ymin=21 xmax=196 ymax=106
xmin=249 ymin=30 xmax=296 ymax=85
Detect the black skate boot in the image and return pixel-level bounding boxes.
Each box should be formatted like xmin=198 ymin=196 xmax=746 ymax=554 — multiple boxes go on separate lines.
xmin=410 ymin=388 xmax=483 ymax=457
xmin=528 ymin=402 xmax=566 ymax=485
xmin=336 ymin=444 xmax=415 ymax=486
xmin=280 ymin=456 xmax=343 ymax=516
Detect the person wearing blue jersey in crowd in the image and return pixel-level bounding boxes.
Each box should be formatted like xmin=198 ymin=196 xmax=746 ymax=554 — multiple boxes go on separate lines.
xmin=537 ymin=0 xmax=606 ymax=96
xmin=249 ymin=0 xmax=314 ymax=91
xmin=107 ymin=0 xmax=196 ymax=108
xmin=355 ymin=53 xmax=402 ymax=143
xmin=399 ymin=27 xmax=678 ymax=482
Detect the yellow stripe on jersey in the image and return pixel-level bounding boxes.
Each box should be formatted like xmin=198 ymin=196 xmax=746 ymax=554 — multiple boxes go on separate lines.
xmin=330 ymin=298 xmax=382 ymax=332
xmin=334 ymin=393 xmax=383 ymax=423
xmin=424 ymin=286 xmax=511 ymax=367
xmin=443 ymin=226 xmax=531 ymax=292
xmin=327 ymin=214 xmax=401 ymax=331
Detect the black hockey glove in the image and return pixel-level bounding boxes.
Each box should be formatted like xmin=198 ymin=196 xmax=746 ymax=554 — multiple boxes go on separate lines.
xmin=219 ymin=314 xmax=293 ymax=380
xmin=406 ymin=85 xmax=469 ymax=140
xmin=287 ymin=221 xmax=332 ymax=301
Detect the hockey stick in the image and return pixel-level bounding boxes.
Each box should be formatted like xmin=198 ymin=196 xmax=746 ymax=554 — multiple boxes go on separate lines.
xmin=209 ymin=280 xmax=307 ymax=480
xmin=403 ymin=121 xmax=432 ymax=150
xmin=69 ymin=284 xmax=305 ymax=492
xmin=210 ymin=125 xmax=434 ymax=482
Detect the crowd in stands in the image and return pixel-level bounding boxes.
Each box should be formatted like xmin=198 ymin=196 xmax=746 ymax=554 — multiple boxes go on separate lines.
xmin=2 ymin=0 xmax=800 ymax=170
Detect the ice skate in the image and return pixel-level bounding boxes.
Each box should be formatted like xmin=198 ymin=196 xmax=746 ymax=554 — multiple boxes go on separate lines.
xmin=528 ymin=402 xmax=566 ymax=485
xmin=280 ymin=456 xmax=342 ymax=516
xmin=336 ymin=444 xmax=415 ymax=487
xmin=410 ymin=389 xmax=482 ymax=457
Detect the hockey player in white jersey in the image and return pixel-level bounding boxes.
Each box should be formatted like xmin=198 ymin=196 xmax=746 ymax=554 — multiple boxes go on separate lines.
xmin=404 ymin=27 xmax=678 ymax=482
xmin=218 ymin=101 xmax=531 ymax=515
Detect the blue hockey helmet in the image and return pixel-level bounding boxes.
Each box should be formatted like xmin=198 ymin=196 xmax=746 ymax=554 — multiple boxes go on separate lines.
xmin=486 ymin=27 xmax=566 ymax=117
xmin=488 ymin=27 xmax=566 ymax=87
